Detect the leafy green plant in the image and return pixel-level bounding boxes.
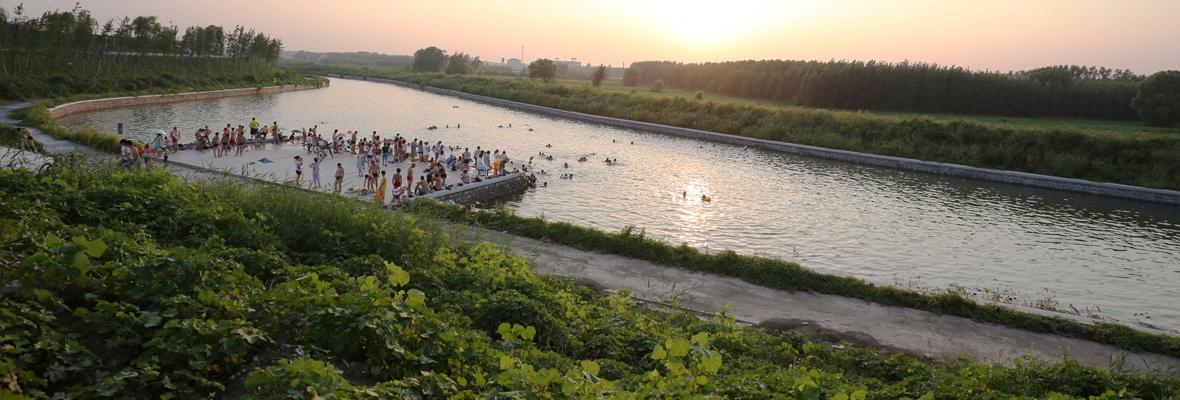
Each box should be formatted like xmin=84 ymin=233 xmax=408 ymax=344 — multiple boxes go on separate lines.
xmin=0 ymin=164 xmax=1177 ymax=398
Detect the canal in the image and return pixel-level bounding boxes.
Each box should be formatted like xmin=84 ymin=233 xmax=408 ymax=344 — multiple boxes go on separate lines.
xmin=59 ymin=77 xmax=1180 ymax=332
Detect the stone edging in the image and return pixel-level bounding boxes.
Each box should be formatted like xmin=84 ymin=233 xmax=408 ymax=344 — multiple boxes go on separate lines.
xmin=47 ymin=83 xmax=328 ymax=119
xmin=162 ymin=150 xmax=527 ymax=207
xmin=426 ymin=173 xmax=530 ymax=204
xmin=333 ymin=74 xmax=1180 ymax=205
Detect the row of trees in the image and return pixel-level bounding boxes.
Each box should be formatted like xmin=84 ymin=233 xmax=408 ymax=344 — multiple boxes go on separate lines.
xmin=0 ymin=3 xmax=284 ymax=76
xmin=411 ymin=46 xmax=482 ymax=75
xmin=623 ymin=60 xmax=1145 ymax=119
xmin=411 ymin=46 xmax=612 ymax=84
xmin=281 ymin=50 xmax=413 ymax=69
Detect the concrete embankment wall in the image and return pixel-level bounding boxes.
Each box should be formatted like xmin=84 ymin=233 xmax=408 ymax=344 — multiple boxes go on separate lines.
xmin=427 ymin=173 xmax=530 ymax=204
xmin=48 ymin=83 xmax=327 ymax=119
xmin=333 ymin=74 xmax=1180 ymax=205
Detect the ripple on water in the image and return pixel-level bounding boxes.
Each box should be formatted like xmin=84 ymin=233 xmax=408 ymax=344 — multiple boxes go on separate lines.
xmin=59 ymin=78 xmax=1180 ymax=333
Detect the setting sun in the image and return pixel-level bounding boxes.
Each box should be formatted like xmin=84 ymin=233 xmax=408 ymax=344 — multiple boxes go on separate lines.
xmin=641 ymin=0 xmax=781 ymax=44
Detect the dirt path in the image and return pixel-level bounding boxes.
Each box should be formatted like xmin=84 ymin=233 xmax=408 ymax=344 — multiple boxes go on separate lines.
xmin=5 ymin=104 xmax=1178 ymax=376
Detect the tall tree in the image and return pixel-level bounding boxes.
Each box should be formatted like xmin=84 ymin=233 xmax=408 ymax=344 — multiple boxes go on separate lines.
xmin=412 ymin=46 xmax=447 ymax=72
xmin=1132 ymin=71 xmax=1180 ymax=127
xmin=622 ymin=66 xmax=640 ymax=86
xmin=528 ymin=58 xmax=556 ymax=82
xmin=470 ymin=56 xmax=483 ymax=74
xmin=591 ymin=64 xmax=607 ymax=87
xmin=445 ymin=52 xmax=471 ymax=75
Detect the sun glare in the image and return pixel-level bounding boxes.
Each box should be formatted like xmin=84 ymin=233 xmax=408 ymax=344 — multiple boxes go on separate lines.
xmin=644 ymin=0 xmax=779 ymax=45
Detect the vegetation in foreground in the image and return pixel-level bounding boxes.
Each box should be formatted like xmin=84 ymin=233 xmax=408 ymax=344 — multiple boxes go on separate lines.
xmin=286 ymin=64 xmax=1180 ymax=191
xmin=1 ymin=163 xmax=1178 ymax=398
xmin=0 ymin=4 xmax=313 ymax=101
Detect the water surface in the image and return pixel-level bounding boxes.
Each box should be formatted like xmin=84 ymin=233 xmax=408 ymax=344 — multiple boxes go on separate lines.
xmin=61 ymin=78 xmax=1180 ymax=332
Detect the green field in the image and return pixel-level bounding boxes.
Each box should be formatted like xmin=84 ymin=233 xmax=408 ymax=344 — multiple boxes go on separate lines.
xmin=287 ymin=63 xmax=1178 ymax=138
xmin=524 ymin=76 xmax=1180 ymax=139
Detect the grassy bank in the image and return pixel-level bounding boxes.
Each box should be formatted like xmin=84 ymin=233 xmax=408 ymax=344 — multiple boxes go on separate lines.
xmin=288 ymin=64 xmax=1180 ymax=191
xmin=15 ymin=104 xmax=120 ymax=153
xmin=510 ymin=76 xmax=1180 ymax=138
xmin=9 ymin=72 xmax=327 ymax=155
xmin=1 ymin=163 xmax=1176 ymax=398
xmin=402 ymin=200 xmax=1180 ymax=360
xmin=1 ymin=56 xmax=316 ymax=102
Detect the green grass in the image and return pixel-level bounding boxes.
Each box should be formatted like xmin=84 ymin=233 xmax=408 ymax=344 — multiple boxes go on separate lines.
xmin=1 ymin=163 xmax=1176 ymax=398
xmin=507 ymin=76 xmax=1180 ymax=139
xmin=285 ymin=64 xmax=1180 ymax=191
xmin=1 ymin=56 xmax=318 ymax=101
xmin=17 ymin=103 xmax=121 ymax=154
xmin=402 ymin=200 xmax=1180 ymax=360
xmin=10 ymin=66 xmax=328 ymax=155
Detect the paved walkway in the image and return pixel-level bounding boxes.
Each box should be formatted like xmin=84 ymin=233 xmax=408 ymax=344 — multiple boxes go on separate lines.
xmin=0 ymin=102 xmax=101 ymax=155
xmin=445 ymin=225 xmax=1180 ymax=375
xmin=5 ymin=103 xmax=1179 ymax=376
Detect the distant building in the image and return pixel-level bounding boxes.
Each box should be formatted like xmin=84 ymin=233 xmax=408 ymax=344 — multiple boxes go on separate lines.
xmin=505 ymin=58 xmax=524 ymax=72
xmin=554 ymin=58 xmax=585 ymax=69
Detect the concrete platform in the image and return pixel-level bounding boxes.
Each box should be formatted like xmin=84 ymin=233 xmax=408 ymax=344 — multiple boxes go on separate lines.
xmin=164 ymin=141 xmax=524 ymax=206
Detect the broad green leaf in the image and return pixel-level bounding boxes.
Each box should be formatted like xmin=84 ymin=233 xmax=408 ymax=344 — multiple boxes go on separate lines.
xmin=497 ymin=323 xmax=512 ymax=340
xmin=580 ymin=360 xmax=600 ymax=376
xmin=44 ymin=233 xmax=62 ymax=249
xmin=701 ymin=352 xmax=722 ymax=374
xmin=142 ymin=311 xmax=162 ymax=327
xmin=666 ymin=338 xmax=691 ymax=358
xmin=72 ymin=253 xmax=89 ymax=281
xmin=651 ymin=344 xmax=667 ymax=361
xmin=73 ymin=236 xmax=107 ymax=258
xmin=405 ymin=289 xmax=426 ymax=308
xmin=385 ymin=262 xmax=410 ymax=286
xmin=357 ymin=276 xmax=379 ymax=292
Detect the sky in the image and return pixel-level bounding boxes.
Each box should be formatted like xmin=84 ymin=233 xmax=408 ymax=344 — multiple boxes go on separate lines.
xmin=13 ymin=0 xmax=1180 ymax=73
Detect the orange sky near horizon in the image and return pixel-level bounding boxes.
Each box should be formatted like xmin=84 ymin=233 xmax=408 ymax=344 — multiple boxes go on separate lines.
xmin=14 ymin=0 xmax=1180 ymax=73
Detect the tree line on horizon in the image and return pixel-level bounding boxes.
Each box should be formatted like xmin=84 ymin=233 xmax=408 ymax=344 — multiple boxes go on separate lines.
xmin=281 ymin=50 xmax=413 ymax=70
xmin=0 ymin=4 xmax=283 ymax=75
xmin=622 ymin=60 xmax=1146 ymax=120
xmin=0 ymin=3 xmax=294 ymax=99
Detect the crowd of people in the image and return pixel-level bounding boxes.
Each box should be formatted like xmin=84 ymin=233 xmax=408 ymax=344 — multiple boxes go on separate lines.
xmin=192 ymin=118 xmax=285 ymax=157
xmin=298 ymin=129 xmax=636 ymax=208
xmin=283 ymin=124 xmax=530 ymax=208
xmin=112 ymin=117 xmax=574 ymax=208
